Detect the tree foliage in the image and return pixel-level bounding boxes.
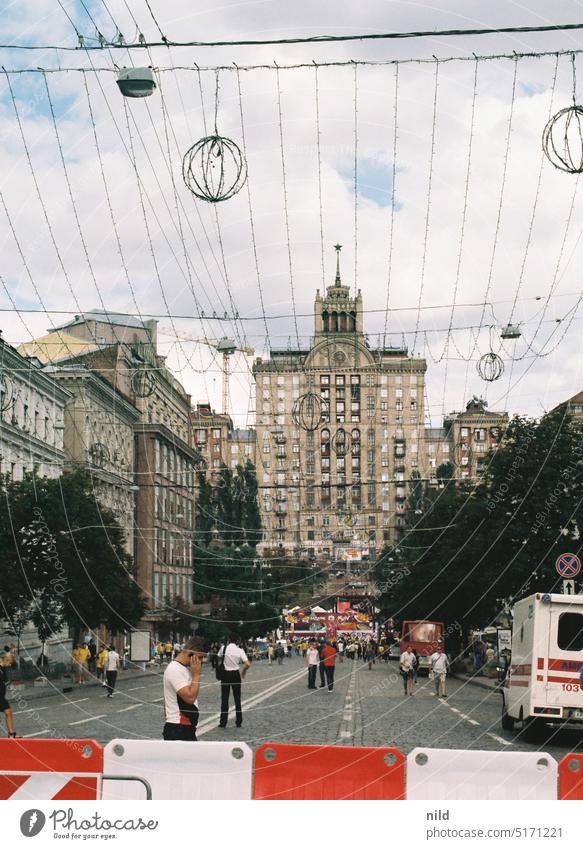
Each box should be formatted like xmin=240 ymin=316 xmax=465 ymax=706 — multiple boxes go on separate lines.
xmin=0 ymin=468 xmax=145 ymax=641
xmin=377 ymin=408 xmax=583 ymax=636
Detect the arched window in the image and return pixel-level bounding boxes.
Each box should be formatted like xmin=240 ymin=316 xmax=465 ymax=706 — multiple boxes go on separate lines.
xmin=322 ymin=310 xmax=329 ymax=332
xmin=330 ymin=312 xmax=338 ymax=332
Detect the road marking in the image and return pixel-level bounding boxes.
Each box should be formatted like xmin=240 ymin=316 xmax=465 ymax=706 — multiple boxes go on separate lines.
xmin=487 ymin=732 xmax=512 ymax=746
xmin=153 ymin=697 xmax=164 ymax=702
xmin=69 ymin=715 xmax=106 ymax=725
xmin=14 ymin=706 xmax=50 ymax=715
xmin=116 ymin=705 xmax=142 ymax=713
xmin=22 ymin=730 xmax=53 ymax=738
xmin=128 ymin=686 xmax=146 ymax=691
xmin=197 ymin=667 xmax=306 ymax=736
xmin=449 ymin=707 xmax=461 ymax=714
xmin=64 ymin=698 xmax=89 ymax=705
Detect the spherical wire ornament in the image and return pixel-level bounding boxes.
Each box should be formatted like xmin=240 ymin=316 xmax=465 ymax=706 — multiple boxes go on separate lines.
xmin=543 ymin=105 xmax=583 ymax=174
xmin=0 ymin=373 xmax=14 ymax=412
xmin=182 ymin=135 xmax=248 ymax=203
xmin=131 ymin=368 xmax=156 ymax=398
xmin=292 ymin=393 xmax=330 ymax=432
xmin=477 ymin=352 xmax=504 ymax=382
xmin=331 ymin=428 xmax=351 ymax=456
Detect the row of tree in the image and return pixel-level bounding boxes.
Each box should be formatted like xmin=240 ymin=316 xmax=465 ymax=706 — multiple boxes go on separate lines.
xmin=0 ymin=469 xmax=144 ymax=647
xmin=376 ymin=408 xmax=583 ymax=639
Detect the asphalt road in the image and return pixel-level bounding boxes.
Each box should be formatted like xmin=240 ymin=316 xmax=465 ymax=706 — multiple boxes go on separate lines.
xmin=6 ymin=655 xmax=583 ymax=759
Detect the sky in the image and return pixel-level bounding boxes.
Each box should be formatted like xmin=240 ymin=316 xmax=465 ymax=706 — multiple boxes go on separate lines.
xmin=3 ymin=2 xmax=583 ymax=426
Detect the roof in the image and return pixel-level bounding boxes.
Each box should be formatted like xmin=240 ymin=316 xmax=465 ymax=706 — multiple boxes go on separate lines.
xmin=16 ymin=331 xmax=101 ymax=364
xmin=51 ymin=309 xmax=153 ymax=332
xmin=567 ymin=390 xmax=583 ymax=406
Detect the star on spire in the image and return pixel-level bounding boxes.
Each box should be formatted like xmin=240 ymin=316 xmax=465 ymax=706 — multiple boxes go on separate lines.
xmin=334 ymin=243 xmax=342 ymax=285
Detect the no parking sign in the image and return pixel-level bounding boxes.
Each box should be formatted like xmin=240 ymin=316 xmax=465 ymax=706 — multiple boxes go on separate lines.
xmin=556 ymin=553 xmax=581 ymax=579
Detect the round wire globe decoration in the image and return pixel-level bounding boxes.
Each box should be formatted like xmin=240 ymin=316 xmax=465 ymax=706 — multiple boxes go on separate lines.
xmin=131 ymin=368 xmax=156 ymax=398
xmin=292 ymin=393 xmax=330 ymax=432
xmin=0 ymin=373 xmax=14 ymax=412
xmin=89 ymin=442 xmax=110 ymax=469
xmin=182 ymin=134 xmax=248 ymax=203
xmin=477 ymin=352 xmax=504 ymax=382
xmin=543 ymin=106 xmax=583 ymax=173
xmin=331 ymin=428 xmax=351 ymax=456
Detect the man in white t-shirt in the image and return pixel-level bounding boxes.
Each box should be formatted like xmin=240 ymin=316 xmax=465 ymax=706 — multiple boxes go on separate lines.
xmin=218 ymin=636 xmax=251 ymax=729
xmin=430 ymin=642 xmax=449 ymax=698
xmin=306 ymin=641 xmax=319 ymax=689
xmin=163 ymin=637 xmax=205 ymax=741
xmin=400 ymin=645 xmax=416 ymax=696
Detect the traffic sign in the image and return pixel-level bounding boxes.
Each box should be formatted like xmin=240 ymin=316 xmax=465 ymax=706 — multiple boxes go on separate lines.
xmin=556 ymin=553 xmax=581 ymax=579
xmin=563 ymin=580 xmax=576 ymax=595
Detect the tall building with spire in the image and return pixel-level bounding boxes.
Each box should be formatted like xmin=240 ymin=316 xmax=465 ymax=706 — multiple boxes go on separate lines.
xmin=252 ymin=246 xmax=427 ymax=571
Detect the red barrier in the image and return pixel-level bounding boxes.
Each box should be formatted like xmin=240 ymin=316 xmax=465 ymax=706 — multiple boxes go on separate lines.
xmin=558 ymin=753 xmax=583 ymax=800
xmin=0 ymin=739 xmax=103 ymax=800
xmin=253 ymin=743 xmax=405 ymax=800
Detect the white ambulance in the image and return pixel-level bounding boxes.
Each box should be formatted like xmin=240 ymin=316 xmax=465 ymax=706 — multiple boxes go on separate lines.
xmin=501 ymin=592 xmax=583 ymax=741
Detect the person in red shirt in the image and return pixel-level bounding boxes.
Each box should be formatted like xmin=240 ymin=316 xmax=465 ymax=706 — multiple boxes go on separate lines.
xmin=321 ymin=640 xmax=336 ymax=691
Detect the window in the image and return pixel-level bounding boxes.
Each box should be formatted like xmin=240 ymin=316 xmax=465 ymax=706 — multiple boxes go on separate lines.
xmin=336 ymin=402 xmax=345 ymax=423
xmin=212 ymin=428 xmax=221 ymax=438
xmin=277 ymin=376 xmax=285 ymax=385
xmin=336 ymin=375 xmax=345 ymax=386
xmin=367 ymin=396 xmax=375 ymax=417
xmin=558 ymin=613 xmax=583 ymax=651
xmin=367 ymin=482 xmax=376 ymax=505
xmin=321 ymin=375 xmax=330 ymax=385
xmin=367 ymin=429 xmax=375 ymax=447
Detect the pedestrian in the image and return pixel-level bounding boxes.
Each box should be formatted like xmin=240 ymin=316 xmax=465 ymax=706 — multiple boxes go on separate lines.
xmin=411 ymin=648 xmax=420 ymax=684
xmin=400 ymin=644 xmax=416 ymax=696
xmin=317 ymin=641 xmax=327 ymax=688
xmin=276 ymin=643 xmax=284 ymax=665
xmin=164 ymin=641 xmax=172 ymax=663
xmin=321 ymin=640 xmax=336 ymax=691
xmin=173 ymin=641 xmax=181 ymax=660
xmin=210 ymin=642 xmax=219 ymax=669
xmin=97 ymin=645 xmax=107 ymax=683
xmin=366 ymin=640 xmax=377 ymax=670
xmin=218 ymin=635 xmax=251 ymax=729
xmin=162 ymin=636 xmax=205 ymax=741
xmin=267 ymin=643 xmax=274 ymax=665
xmin=306 ymin=641 xmax=319 ymax=689
xmin=485 ymin=644 xmax=496 ymax=664
xmin=104 ymin=644 xmax=120 ymax=698
xmin=430 ymin=642 xmax=449 ymax=698
xmin=337 ymin=639 xmax=345 ymax=663
xmin=88 ymin=639 xmax=97 ymax=675
xmin=0 ymin=653 xmax=16 ymax=737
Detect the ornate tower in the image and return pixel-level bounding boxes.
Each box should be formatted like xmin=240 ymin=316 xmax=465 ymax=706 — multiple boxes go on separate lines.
xmin=314 ymin=245 xmax=364 ymax=337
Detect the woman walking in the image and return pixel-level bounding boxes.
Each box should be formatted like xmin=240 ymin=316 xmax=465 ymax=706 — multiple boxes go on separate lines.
xmin=400 ymin=644 xmax=416 ymax=696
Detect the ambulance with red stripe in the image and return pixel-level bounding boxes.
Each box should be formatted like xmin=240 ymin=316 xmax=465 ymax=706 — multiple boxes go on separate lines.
xmin=501 ymin=593 xmax=583 ymax=741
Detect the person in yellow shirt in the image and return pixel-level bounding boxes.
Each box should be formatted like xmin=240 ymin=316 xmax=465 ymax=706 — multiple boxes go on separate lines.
xmin=164 ymin=642 xmax=172 ymax=663
xmin=96 ymin=646 xmax=108 ymax=683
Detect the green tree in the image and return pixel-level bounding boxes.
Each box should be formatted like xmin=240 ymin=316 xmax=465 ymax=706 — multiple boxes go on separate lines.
xmin=195 ymin=471 xmax=215 ymax=546
xmin=0 ymin=469 xmax=145 ymax=642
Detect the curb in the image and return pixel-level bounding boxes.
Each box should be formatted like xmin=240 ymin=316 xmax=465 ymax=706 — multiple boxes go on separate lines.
xmin=451 ymin=672 xmax=501 ymax=693
xmin=6 ymin=667 xmax=162 ymax=703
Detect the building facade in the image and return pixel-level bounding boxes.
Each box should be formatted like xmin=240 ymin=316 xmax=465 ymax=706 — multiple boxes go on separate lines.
xmin=134 ymin=423 xmax=197 ymax=606
xmin=20 ymin=311 xmax=197 ymax=611
xmin=43 ymin=364 xmax=140 ymax=554
xmin=191 ymin=403 xmax=233 ymax=476
xmin=253 ymin=265 xmax=427 ymax=566
xmin=0 ymin=337 xmax=70 ymax=480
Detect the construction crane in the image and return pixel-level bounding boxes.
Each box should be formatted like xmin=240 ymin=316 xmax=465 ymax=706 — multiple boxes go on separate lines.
xmin=159 ymin=326 xmax=254 ymax=415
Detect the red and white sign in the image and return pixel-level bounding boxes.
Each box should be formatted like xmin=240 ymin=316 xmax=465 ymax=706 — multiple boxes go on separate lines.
xmin=0 ymin=739 xmax=103 ymax=800
xmin=556 ymin=553 xmax=581 ymax=578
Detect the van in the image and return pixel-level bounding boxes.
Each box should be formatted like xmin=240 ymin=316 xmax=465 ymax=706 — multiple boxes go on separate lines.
xmin=501 ymin=592 xmax=583 ymax=741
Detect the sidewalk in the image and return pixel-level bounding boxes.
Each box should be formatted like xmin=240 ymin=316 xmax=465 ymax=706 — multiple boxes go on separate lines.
xmin=6 ymin=665 xmax=163 ymax=702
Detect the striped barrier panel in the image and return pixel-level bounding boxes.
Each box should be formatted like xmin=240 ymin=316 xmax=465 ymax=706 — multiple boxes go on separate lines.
xmin=1 ymin=739 xmax=582 ymax=800
xmin=0 ymin=739 xmax=102 ymax=800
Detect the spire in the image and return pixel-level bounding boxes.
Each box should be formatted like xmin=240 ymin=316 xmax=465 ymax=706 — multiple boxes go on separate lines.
xmin=334 ymin=243 xmax=342 ymax=285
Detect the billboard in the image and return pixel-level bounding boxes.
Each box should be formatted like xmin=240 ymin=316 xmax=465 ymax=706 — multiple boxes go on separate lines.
xmin=286 ymin=609 xmax=373 ymax=636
